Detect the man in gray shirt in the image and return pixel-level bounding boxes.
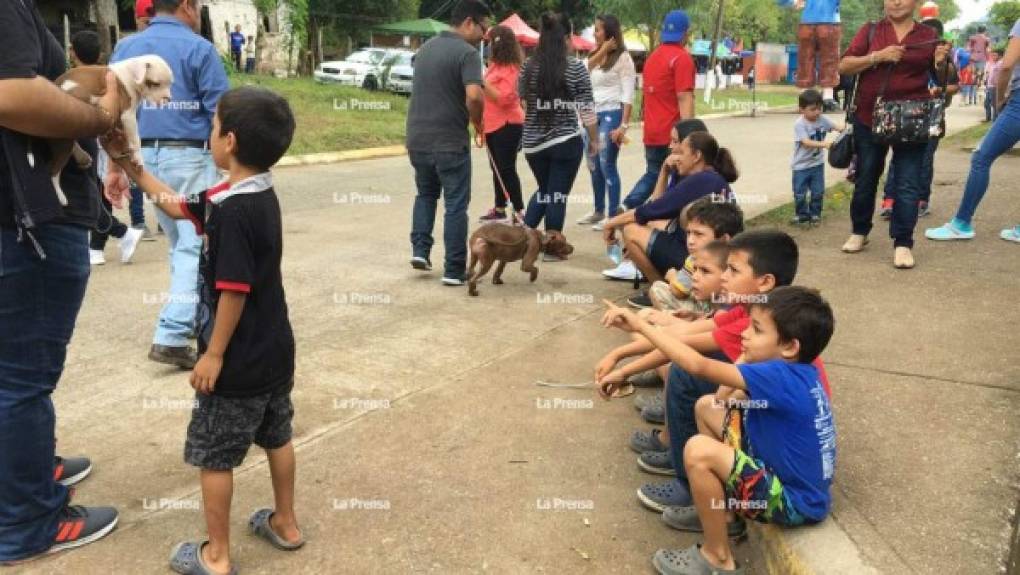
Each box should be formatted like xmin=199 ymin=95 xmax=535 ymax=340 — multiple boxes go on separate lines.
xmin=407 ymin=0 xmax=490 ymax=285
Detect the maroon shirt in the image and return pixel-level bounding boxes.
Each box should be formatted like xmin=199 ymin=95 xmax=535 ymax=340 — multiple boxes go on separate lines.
xmin=843 ymin=19 xmax=937 ymax=127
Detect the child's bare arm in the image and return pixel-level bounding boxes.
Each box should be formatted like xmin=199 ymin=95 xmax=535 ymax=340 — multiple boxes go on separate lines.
xmin=799 ymin=138 xmax=831 ymax=150
xmin=128 ymin=167 xmax=187 ymax=220
xmin=191 ymin=291 xmax=246 ymax=395
xmin=636 ymin=318 xmax=745 ymax=390
xmin=663 ymin=316 xmax=717 ymax=337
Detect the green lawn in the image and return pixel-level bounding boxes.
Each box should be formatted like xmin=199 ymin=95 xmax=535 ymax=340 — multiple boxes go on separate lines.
xmin=750 ymin=180 xmax=855 ymax=228
xmin=234 ymin=75 xmax=799 ymax=156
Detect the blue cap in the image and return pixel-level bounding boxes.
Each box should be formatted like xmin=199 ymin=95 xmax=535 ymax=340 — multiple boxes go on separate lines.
xmin=661 ymin=10 xmax=690 ymax=44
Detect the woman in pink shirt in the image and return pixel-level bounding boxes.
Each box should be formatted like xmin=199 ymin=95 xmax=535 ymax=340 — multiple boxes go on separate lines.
xmin=479 ymin=26 xmax=526 ymax=222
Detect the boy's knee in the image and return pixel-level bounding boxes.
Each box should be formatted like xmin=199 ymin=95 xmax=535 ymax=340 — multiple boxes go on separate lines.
xmin=683 ymin=434 xmax=716 ymax=469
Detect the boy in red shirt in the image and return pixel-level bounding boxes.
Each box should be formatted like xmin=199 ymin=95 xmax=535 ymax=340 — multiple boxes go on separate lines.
xmin=621 ymin=10 xmax=696 ymax=210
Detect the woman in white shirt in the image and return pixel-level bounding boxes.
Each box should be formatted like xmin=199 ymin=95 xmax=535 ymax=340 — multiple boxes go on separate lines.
xmin=576 ymin=14 xmax=636 ymax=230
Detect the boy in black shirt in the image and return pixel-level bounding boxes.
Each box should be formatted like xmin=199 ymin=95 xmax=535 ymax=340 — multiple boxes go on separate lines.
xmin=106 ymin=87 xmax=301 ymax=575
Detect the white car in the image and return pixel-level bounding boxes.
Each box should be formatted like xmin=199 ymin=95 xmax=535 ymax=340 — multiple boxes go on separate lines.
xmin=387 ymin=52 xmax=414 ymax=95
xmin=314 ymin=48 xmax=388 ymax=89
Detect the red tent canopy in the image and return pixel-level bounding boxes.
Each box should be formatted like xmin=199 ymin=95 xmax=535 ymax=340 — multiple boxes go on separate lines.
xmin=571 ymin=35 xmax=596 ymax=52
xmin=497 ymin=13 xmax=539 ymax=47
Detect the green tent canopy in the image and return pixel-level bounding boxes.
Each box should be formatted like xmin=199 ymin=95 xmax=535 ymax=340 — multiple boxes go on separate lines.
xmin=372 ymin=18 xmax=450 ymax=36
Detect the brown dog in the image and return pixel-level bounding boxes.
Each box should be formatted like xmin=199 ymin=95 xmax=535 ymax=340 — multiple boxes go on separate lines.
xmin=467 ymin=224 xmax=547 ymax=296
xmin=49 ymin=55 xmax=173 ymax=205
xmin=543 ymin=230 xmax=574 ymax=260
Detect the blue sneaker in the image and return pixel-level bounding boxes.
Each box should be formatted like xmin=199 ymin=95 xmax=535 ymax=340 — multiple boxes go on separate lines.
xmin=637 ymin=479 xmax=692 ymax=512
xmin=1001 ymin=226 xmax=1020 ymax=243
xmin=925 ymin=219 xmax=975 ymax=241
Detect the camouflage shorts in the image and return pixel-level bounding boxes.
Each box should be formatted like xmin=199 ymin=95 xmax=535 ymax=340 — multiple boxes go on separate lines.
xmin=184 ymin=380 xmax=294 ymax=470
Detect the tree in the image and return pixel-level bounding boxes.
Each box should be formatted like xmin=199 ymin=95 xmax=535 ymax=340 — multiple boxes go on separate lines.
xmin=989 ymin=0 xmax=1020 ymax=32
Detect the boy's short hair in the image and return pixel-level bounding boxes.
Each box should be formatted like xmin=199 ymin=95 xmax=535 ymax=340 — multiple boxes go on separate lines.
xmin=71 ymin=31 xmax=102 ymax=65
xmin=698 ymin=240 xmax=730 ymax=269
xmin=685 ymin=197 xmax=744 ymax=239
xmin=728 ymin=229 xmax=798 ymax=287
xmin=752 ymin=286 xmax=834 ymax=364
xmin=798 ymin=88 xmax=823 ymax=110
xmin=216 ymin=87 xmax=295 ymax=171
xmin=450 ymin=0 xmax=492 ymax=26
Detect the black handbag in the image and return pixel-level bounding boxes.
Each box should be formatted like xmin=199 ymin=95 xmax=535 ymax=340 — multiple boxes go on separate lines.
xmin=872 ymin=49 xmax=948 ymax=145
xmin=829 ymin=23 xmax=877 ymax=169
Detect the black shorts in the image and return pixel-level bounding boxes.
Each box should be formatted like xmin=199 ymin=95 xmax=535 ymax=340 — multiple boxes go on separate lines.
xmin=184 ymin=380 xmax=294 ymax=470
xmin=647 ymin=228 xmax=689 ymax=276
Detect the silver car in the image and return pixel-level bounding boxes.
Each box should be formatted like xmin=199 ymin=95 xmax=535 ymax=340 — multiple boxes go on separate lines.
xmin=387 ymin=52 xmax=414 ymax=95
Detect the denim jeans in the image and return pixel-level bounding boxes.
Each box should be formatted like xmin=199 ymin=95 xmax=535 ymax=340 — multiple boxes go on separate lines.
xmin=985 ymin=87 xmax=997 ymax=122
xmin=0 ymin=225 xmax=90 ymax=561
xmin=589 ymin=109 xmax=623 ymax=216
xmin=142 ymin=147 xmax=219 ymax=347
xmin=523 ymin=136 xmax=584 ymax=232
xmin=665 ymin=361 xmax=722 ymax=483
xmin=409 ymin=148 xmax=472 ymax=279
xmin=792 ymin=164 xmax=825 ymax=220
xmin=129 ymin=183 xmax=145 ymax=227
xmin=851 ymin=119 xmax=927 ymax=248
xmin=622 ymin=145 xmax=670 ymax=209
xmin=883 ymin=137 xmax=940 ymax=204
xmin=955 ymin=93 xmax=1020 ymax=225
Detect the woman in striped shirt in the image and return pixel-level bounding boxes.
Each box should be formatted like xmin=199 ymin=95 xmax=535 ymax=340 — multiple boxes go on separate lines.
xmin=518 ymin=12 xmax=599 ymax=257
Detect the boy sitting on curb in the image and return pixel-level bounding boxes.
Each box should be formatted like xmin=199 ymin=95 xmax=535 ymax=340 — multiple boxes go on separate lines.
xmin=602 ymin=286 xmax=836 ymax=575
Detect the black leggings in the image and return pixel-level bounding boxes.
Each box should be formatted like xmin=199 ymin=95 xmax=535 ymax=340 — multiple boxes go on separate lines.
xmin=486 ymin=123 xmax=524 ymax=212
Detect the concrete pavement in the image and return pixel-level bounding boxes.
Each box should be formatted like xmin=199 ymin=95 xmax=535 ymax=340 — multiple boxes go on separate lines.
xmin=13 ymin=102 xmax=1016 ymax=574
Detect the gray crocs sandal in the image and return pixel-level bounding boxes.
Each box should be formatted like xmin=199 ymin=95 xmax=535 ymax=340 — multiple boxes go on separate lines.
xmin=630 ymin=428 xmax=668 ymax=453
xmin=652 ymin=544 xmax=745 ymax=575
xmin=662 ymin=505 xmax=747 ymax=538
xmin=169 ymin=541 xmax=237 ymax=575
xmin=634 ymin=391 xmax=664 ymax=411
xmin=248 ymin=508 xmax=305 ymax=550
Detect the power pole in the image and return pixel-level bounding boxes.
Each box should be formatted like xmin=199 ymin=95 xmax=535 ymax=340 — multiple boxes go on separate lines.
xmin=705 ymin=0 xmax=726 ymax=103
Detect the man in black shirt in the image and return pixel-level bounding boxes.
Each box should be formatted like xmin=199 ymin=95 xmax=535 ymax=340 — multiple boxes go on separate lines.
xmin=0 ymin=0 xmax=123 ymax=562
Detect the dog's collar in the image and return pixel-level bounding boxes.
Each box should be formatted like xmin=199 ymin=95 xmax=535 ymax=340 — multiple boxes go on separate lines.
xmin=208 ymin=172 xmax=273 ymax=205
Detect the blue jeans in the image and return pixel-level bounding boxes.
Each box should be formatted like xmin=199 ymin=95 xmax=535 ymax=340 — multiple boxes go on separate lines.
xmin=622 ymin=145 xmax=670 ymax=209
xmin=409 ymin=148 xmax=472 ymax=279
xmin=0 ymin=225 xmax=89 ymax=561
xmin=665 ymin=361 xmax=722 ymax=483
xmin=524 ymin=136 xmax=584 ymax=232
xmin=129 ymin=183 xmax=145 ymax=227
xmin=142 ymin=147 xmax=219 ymax=347
xmin=792 ymin=164 xmax=825 ymax=220
xmin=883 ymin=137 xmax=940 ymax=204
xmin=589 ymin=109 xmax=623 ymax=216
xmin=850 ymin=119 xmax=927 ymax=248
xmin=985 ymin=87 xmax=997 ymax=122
xmin=955 ymin=94 xmax=1020 ymax=225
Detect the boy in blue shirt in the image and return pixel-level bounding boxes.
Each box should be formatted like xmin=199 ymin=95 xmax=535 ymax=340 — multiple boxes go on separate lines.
xmin=229 ymin=25 xmax=245 ymax=72
xmin=605 ymin=286 xmax=836 ymax=575
xmin=791 ymin=89 xmax=839 ymax=224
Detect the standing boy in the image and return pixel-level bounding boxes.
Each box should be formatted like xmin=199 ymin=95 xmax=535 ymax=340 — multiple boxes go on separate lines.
xmin=230 ymin=25 xmax=245 ymax=72
xmin=791 ymin=89 xmax=838 ymax=224
xmin=106 ymin=87 xmax=303 ymax=575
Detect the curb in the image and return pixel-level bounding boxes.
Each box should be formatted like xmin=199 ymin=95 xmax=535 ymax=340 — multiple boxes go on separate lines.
xmin=277 ymin=145 xmax=407 ymax=168
xmin=750 ymin=519 xmax=878 ymax=575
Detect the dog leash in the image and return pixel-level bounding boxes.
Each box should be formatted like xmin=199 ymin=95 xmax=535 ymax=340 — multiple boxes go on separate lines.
xmin=485 ymin=144 xmax=523 ymax=226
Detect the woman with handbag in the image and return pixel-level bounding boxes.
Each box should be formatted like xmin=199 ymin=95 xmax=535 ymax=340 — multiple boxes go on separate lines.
xmin=837 ymin=0 xmax=950 ymax=269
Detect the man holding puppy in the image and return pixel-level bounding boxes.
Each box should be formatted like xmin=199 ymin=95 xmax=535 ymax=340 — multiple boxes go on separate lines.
xmin=0 ymin=0 xmax=124 ymax=561
xmin=106 ymin=0 xmax=229 ymax=369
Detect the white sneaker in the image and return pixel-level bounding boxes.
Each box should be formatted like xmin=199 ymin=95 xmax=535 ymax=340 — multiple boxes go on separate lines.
xmin=602 ymin=259 xmax=642 ymax=281
xmin=119 ymin=226 xmax=143 ymax=263
xmin=591 ymin=219 xmax=607 ymax=231
xmin=89 ymin=249 xmax=106 ymax=266
xmin=576 ymin=211 xmax=604 ymax=225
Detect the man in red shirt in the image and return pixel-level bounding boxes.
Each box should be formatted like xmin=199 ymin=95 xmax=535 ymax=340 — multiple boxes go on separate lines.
xmin=621 ymin=10 xmax=695 ymax=211
xmin=968 ymin=25 xmax=991 ymax=83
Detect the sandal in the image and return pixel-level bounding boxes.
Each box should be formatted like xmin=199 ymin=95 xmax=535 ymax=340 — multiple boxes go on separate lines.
xmin=248 ymin=508 xmax=305 ymax=550
xmin=661 ymin=505 xmax=746 ymax=538
xmin=652 ymin=544 xmax=744 ymax=575
xmin=629 ymin=428 xmax=668 ymax=453
xmin=169 ymin=541 xmax=237 ymax=575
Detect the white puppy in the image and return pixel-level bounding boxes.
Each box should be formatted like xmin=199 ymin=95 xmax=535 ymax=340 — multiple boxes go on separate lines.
xmin=48 ymin=55 xmax=174 ymax=205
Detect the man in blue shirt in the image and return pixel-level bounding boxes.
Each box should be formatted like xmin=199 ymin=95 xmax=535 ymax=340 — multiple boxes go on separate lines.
xmin=791 ymin=0 xmax=841 ymax=110
xmin=106 ymin=0 xmax=229 ymax=369
xmin=229 ymin=24 xmax=245 ymax=72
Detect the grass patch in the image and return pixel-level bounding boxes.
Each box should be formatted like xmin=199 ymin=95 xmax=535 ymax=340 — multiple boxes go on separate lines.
xmin=942 ymin=122 xmax=992 ymax=149
xmin=749 ymin=180 xmax=854 ymax=228
xmin=232 ymin=76 xmax=409 ymax=156
xmin=236 ymin=75 xmax=800 ymax=156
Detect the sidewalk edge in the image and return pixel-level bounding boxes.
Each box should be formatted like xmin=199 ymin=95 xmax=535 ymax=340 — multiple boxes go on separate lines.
xmin=750 ymin=517 xmax=878 ymax=575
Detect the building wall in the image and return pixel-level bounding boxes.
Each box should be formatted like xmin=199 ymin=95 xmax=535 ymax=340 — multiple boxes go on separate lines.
xmin=205 ymin=0 xmax=295 ymax=75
